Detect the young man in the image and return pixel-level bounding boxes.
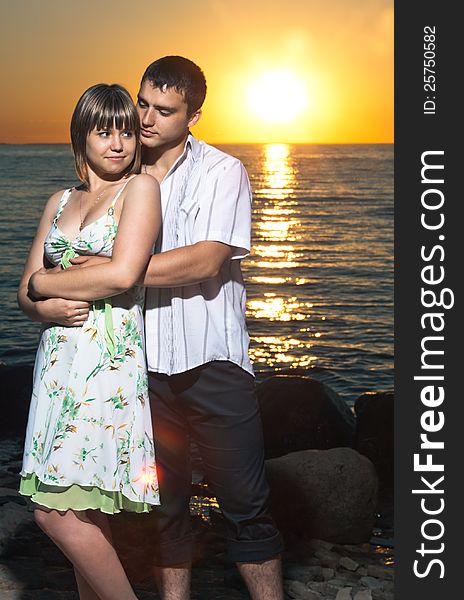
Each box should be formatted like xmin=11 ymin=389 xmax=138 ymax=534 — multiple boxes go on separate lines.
xmin=136 ymin=56 xmax=284 ymax=600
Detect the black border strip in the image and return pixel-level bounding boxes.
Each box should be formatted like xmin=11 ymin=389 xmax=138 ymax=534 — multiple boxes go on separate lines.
xmin=395 ymin=2 xmax=460 ymax=597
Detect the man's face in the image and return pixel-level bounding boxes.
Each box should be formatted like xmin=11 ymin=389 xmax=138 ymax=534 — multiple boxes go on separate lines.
xmin=136 ymin=80 xmax=200 ymax=150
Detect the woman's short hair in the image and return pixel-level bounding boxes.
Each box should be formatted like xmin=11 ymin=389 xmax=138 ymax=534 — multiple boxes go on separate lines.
xmin=70 ymin=83 xmax=141 ymax=185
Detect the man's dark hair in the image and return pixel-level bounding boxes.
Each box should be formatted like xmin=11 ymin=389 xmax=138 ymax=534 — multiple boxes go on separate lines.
xmin=141 ymin=56 xmax=207 ymax=115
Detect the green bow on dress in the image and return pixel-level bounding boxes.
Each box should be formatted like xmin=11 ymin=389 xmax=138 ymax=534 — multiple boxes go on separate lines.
xmin=59 ymin=249 xmax=115 ymax=360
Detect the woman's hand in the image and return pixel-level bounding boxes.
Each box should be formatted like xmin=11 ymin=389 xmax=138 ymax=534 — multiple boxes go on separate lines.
xmin=38 ymin=298 xmax=91 ymax=327
xmin=17 ymin=189 xmax=94 ymax=325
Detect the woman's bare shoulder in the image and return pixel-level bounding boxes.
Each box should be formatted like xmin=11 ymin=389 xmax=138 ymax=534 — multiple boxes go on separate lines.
xmin=126 ymin=173 xmax=159 ymax=193
xmin=42 ymin=188 xmax=72 ymax=218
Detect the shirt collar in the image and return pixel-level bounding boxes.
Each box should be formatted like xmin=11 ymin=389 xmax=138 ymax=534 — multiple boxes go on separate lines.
xmin=163 ymin=133 xmax=202 ymax=182
xmin=187 ymin=133 xmax=203 ymax=162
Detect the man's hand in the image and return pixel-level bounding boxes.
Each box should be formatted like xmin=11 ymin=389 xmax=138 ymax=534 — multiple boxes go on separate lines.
xmin=70 ymin=256 xmax=111 ymax=268
xmin=38 ymin=298 xmax=91 ymax=327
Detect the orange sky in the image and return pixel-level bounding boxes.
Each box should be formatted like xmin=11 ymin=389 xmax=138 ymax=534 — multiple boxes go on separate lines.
xmin=0 ymin=0 xmax=393 ymax=144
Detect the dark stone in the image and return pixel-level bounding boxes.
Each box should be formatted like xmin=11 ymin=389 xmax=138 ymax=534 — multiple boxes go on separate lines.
xmin=266 ymin=448 xmax=378 ymax=544
xmin=354 ymin=392 xmax=394 ymax=488
xmin=0 ymin=495 xmax=27 ymax=507
xmin=0 ymin=365 xmax=33 ymax=438
xmin=257 ymin=375 xmax=356 ymax=459
xmin=45 ymin=566 xmax=77 ymax=590
xmin=0 ymin=558 xmax=48 ymax=589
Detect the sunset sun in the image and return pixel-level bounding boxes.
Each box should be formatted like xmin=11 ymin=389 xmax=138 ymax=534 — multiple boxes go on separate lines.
xmin=247 ymin=70 xmax=309 ymax=124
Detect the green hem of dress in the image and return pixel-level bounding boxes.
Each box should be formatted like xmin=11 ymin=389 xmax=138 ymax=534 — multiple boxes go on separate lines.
xmin=19 ymin=473 xmax=153 ymax=514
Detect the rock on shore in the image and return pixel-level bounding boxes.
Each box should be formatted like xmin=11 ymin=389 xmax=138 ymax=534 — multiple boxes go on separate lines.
xmin=354 ymin=392 xmax=393 ymax=489
xmin=0 ymin=365 xmax=33 ymax=438
xmin=257 ymin=375 xmax=356 ymax=458
xmin=266 ymin=448 xmax=378 ymax=544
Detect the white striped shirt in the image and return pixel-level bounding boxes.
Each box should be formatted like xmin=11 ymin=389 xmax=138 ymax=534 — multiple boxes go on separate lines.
xmin=145 ymin=135 xmax=254 ymax=376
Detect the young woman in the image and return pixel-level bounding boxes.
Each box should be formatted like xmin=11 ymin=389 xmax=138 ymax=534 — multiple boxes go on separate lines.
xmin=17 ymin=83 xmax=161 ymax=600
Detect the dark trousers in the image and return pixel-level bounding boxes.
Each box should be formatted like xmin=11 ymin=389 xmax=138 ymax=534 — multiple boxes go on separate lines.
xmin=148 ymin=361 xmax=283 ymax=566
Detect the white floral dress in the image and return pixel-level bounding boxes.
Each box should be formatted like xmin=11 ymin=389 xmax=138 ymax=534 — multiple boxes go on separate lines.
xmin=20 ymin=182 xmax=159 ymax=513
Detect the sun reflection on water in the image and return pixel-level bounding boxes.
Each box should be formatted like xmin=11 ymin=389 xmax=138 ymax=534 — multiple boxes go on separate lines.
xmin=248 ymin=143 xmax=320 ymax=370
xmin=247 ymin=294 xmax=312 ymax=322
xmin=251 ymin=276 xmax=289 ymax=284
xmin=255 ymin=144 xmax=300 ymax=242
xmin=249 ymin=335 xmax=318 ymax=370
xmin=259 ymin=144 xmax=296 ymax=197
xmin=252 ymin=244 xmax=302 ymax=269
xmin=190 ymin=494 xmax=220 ymax=522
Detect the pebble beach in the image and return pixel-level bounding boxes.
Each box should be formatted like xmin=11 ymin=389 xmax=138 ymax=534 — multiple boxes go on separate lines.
xmin=1 ymin=438 xmax=394 ymax=600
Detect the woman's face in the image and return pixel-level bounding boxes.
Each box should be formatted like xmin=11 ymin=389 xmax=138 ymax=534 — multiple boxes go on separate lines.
xmin=85 ymin=124 xmax=137 ymax=178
